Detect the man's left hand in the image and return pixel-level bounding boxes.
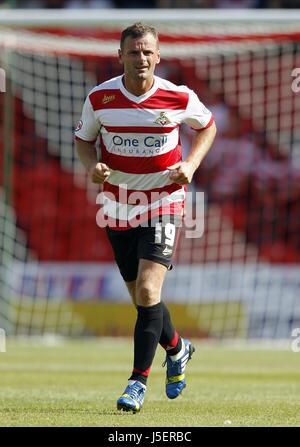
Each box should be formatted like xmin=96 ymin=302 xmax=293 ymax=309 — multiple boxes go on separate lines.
xmin=167 ymin=161 xmax=196 ymax=185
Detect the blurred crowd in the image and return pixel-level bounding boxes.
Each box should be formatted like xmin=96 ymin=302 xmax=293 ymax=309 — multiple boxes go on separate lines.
xmin=0 ymin=0 xmax=300 ymax=9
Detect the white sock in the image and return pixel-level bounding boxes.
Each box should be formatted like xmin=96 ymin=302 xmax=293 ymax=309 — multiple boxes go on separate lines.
xmin=169 ymin=339 xmax=185 ymax=362
xmin=128 ymin=379 xmax=146 ymax=389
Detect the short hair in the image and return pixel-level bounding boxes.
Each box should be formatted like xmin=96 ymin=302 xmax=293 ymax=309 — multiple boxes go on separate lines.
xmin=120 ymin=22 xmax=159 ymax=49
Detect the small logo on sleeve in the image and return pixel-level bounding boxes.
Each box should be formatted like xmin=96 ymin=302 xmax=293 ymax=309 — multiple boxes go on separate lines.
xmin=75 ymin=120 xmax=83 ymax=131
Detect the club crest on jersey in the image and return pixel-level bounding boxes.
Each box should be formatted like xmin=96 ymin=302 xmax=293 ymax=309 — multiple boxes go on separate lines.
xmin=155 ymin=112 xmax=172 ymax=126
xmin=102 ymin=94 xmax=116 ymax=104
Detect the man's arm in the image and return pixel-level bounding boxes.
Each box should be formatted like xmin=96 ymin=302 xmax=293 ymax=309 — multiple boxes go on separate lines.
xmin=75 ymin=138 xmax=111 ymax=184
xmin=167 ymin=122 xmax=217 ymax=185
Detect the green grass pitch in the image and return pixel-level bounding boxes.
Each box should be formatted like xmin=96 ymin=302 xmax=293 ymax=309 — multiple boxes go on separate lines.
xmin=0 ymin=337 xmax=300 ymax=427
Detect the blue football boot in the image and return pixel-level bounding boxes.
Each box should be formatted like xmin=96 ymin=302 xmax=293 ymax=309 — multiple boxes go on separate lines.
xmin=117 ymin=380 xmax=146 ymax=413
xmin=163 ymin=339 xmax=195 ymax=399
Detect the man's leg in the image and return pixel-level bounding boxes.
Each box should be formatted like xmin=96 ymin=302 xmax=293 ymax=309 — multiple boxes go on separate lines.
xmin=126 ymin=280 xmax=182 ymax=355
xmin=125 ymin=264 xmax=195 ymax=401
xmin=117 ymin=259 xmax=166 ymax=412
xmin=109 ymin=219 xmax=194 ymax=410
xmin=128 ymin=259 xmax=166 ymax=385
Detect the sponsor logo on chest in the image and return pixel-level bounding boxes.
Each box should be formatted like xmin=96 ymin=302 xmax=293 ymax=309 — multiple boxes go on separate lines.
xmin=112 ymin=135 xmax=168 ymax=148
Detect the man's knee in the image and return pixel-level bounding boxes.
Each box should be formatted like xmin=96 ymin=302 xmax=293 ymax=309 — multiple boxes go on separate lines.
xmin=136 ymin=281 xmax=160 ymax=307
xmin=126 ymin=281 xmax=137 ymax=306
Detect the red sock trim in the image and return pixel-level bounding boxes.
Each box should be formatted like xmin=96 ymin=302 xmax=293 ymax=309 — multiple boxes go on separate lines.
xmin=133 ymin=367 xmax=151 ymax=377
xmin=162 ymin=331 xmax=179 ymax=351
xmin=169 ymin=331 xmax=179 ymax=349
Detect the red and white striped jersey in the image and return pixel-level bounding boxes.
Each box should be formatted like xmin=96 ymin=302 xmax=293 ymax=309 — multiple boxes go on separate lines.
xmin=75 ymin=75 xmax=214 ymax=229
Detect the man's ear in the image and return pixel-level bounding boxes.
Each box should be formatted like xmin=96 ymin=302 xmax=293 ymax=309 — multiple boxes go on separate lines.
xmin=157 ymin=50 xmax=160 ymax=64
xmin=118 ymin=49 xmax=123 ymax=64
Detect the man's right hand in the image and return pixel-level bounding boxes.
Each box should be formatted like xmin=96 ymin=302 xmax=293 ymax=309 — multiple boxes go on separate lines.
xmin=88 ymin=162 xmax=111 ymax=184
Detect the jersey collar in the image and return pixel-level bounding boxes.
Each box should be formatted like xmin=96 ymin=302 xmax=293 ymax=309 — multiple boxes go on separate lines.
xmin=118 ymin=75 xmax=159 ymax=104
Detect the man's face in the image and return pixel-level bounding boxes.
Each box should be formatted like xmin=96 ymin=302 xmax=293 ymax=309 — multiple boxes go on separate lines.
xmin=118 ymin=33 xmax=160 ymax=82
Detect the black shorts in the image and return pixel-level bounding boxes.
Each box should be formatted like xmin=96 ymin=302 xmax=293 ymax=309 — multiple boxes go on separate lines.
xmin=106 ymin=215 xmax=182 ymax=282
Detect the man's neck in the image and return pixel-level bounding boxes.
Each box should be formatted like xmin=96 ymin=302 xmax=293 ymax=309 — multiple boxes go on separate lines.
xmin=123 ymin=76 xmax=154 ymax=97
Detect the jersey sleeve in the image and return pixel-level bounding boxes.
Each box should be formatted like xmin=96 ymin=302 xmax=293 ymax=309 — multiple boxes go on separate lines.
xmin=74 ymin=95 xmax=100 ymax=142
xmin=182 ymin=89 xmax=214 ymax=130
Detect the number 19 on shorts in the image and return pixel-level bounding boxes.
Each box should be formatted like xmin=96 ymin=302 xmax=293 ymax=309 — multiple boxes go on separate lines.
xmin=155 ymin=222 xmax=176 ymax=247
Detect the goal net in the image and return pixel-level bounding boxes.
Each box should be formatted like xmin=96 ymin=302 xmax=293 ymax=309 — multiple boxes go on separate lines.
xmin=1 ymin=9 xmax=300 ymax=339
